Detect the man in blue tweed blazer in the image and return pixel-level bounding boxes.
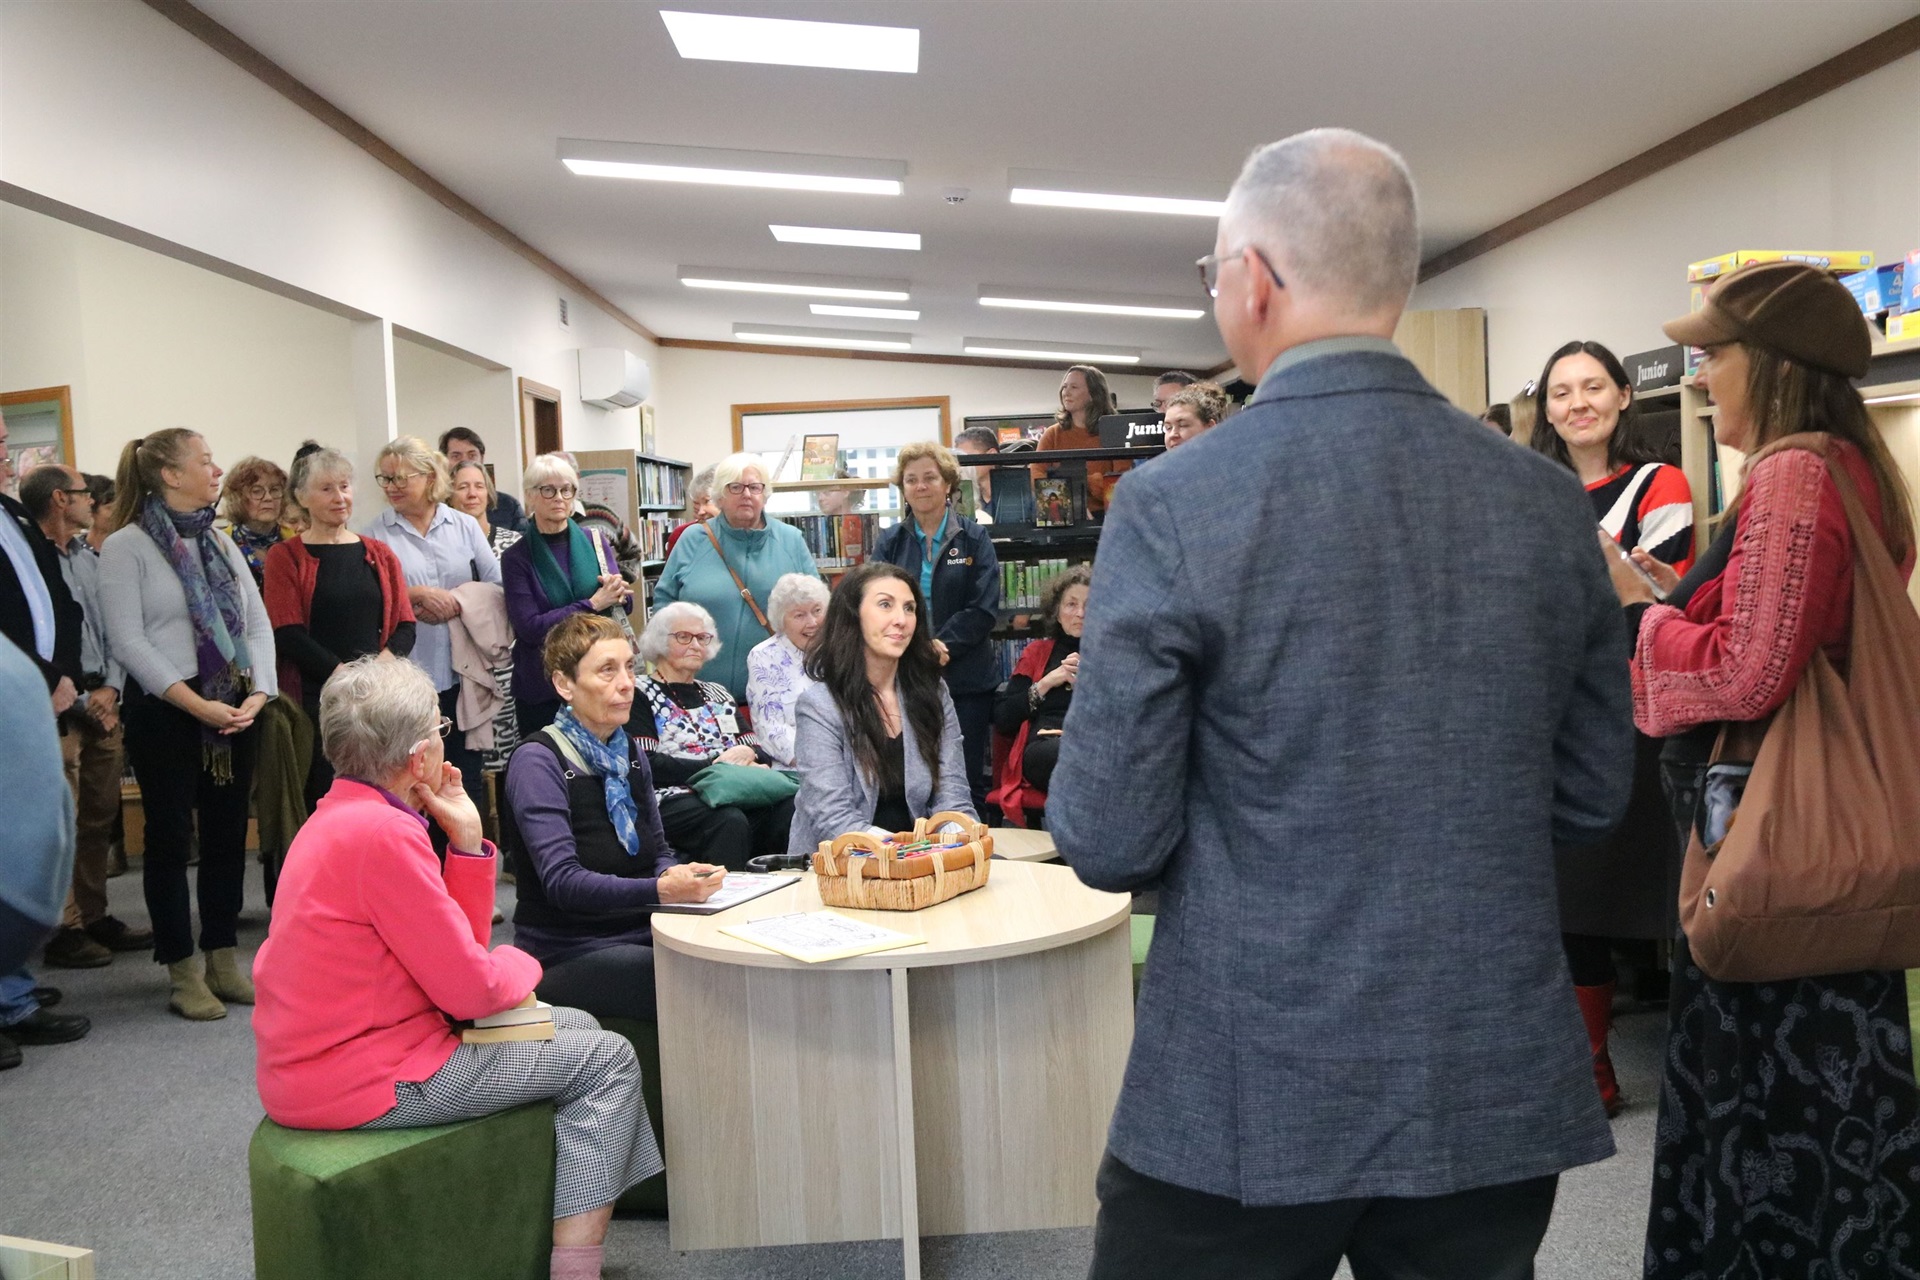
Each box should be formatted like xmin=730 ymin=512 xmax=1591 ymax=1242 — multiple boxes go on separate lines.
xmin=1051 ymin=129 xmax=1634 ymax=1279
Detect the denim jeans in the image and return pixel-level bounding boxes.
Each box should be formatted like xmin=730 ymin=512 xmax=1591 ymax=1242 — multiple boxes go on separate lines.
xmin=0 ymin=966 xmax=41 ymax=1026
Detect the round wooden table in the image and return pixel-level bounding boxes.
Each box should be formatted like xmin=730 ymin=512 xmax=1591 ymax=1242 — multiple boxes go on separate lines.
xmin=650 ymin=861 xmax=1132 ymax=1278
xmin=987 ymin=825 xmax=1058 ymax=862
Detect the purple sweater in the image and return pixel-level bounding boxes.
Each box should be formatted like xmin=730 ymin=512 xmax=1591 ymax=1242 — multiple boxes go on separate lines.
xmin=501 ymin=528 xmax=626 ymax=710
xmin=504 ymin=742 xmax=680 ymax=965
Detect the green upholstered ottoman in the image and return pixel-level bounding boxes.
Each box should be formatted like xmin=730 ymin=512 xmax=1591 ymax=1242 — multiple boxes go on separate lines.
xmin=249 ymin=1102 xmax=556 ymax=1280
xmin=599 ymin=1017 xmax=668 ymax=1218
xmin=1131 ymin=914 xmax=1155 ymax=999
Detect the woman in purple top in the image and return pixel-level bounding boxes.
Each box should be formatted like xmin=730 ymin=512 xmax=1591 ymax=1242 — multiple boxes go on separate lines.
xmin=503 ymin=613 xmax=722 ymax=1022
xmin=501 ymin=454 xmax=634 ymax=738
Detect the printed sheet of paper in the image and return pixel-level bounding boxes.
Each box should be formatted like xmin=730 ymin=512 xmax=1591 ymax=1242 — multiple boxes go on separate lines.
xmin=719 ymin=911 xmax=928 ymax=963
xmin=654 ymin=873 xmax=800 ymax=916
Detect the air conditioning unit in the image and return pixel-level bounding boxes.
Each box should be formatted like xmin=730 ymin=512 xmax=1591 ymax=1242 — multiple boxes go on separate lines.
xmin=578 ymin=348 xmax=651 ymax=410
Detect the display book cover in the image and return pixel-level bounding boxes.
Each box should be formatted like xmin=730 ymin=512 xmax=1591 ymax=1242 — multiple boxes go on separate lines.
xmin=462 ymin=996 xmax=555 ymax=1044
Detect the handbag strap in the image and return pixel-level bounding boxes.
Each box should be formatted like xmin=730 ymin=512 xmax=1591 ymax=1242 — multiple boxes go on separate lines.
xmin=700 ymin=520 xmax=772 ymax=633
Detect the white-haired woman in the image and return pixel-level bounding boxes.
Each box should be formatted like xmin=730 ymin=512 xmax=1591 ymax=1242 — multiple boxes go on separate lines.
xmin=264 ymin=446 xmax=416 ymax=810
xmin=364 ymin=435 xmax=500 ymax=825
xmin=501 ymin=454 xmax=633 ymax=737
xmin=253 ymin=657 xmax=658 ymax=1280
xmin=744 ymin=573 xmax=830 ymax=768
xmin=632 ymin=600 xmax=794 ymax=869
xmin=652 ymin=452 xmax=818 ymax=703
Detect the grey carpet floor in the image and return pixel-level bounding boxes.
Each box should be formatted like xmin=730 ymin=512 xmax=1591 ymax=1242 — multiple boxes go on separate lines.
xmin=0 ymin=864 xmax=1661 ymax=1278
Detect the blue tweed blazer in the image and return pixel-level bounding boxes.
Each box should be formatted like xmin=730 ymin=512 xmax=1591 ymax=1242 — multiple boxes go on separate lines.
xmin=1050 ymin=347 xmax=1633 ymax=1206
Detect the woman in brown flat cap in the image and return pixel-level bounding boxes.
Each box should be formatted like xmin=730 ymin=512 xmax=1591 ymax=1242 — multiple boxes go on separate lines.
xmin=1603 ymin=261 xmax=1918 ymax=1278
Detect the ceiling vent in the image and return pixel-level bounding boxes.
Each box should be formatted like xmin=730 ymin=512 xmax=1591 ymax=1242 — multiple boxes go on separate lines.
xmin=578 ymin=348 xmax=651 ymax=410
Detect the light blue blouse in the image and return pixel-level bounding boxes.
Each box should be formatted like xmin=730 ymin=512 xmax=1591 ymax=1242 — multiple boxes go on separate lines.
xmin=364 ymin=503 xmax=501 ymax=690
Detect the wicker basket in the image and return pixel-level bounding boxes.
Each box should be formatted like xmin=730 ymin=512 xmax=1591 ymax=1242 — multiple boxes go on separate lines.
xmin=812 ymin=812 xmax=994 ymax=912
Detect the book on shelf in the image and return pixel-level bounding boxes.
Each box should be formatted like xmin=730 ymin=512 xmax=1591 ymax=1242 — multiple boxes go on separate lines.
xmin=999 ymin=558 xmax=1088 ymax=610
xmin=779 ymin=512 xmax=879 ymax=570
xmin=634 ymin=458 xmax=687 ymax=509
xmin=462 ymin=998 xmax=555 ymax=1044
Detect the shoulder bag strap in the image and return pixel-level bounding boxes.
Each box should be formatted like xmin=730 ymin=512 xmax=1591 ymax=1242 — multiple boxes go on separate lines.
xmin=540 ymin=725 xmax=590 ymax=776
xmin=700 ymin=520 xmax=772 ymax=633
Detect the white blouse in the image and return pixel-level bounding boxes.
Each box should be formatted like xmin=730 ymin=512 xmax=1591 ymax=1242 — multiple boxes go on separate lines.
xmin=745 ymin=633 xmax=815 ymax=767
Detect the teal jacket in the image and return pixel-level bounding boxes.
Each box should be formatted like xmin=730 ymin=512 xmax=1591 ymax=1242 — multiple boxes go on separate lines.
xmin=652 ymin=518 xmax=819 ymax=702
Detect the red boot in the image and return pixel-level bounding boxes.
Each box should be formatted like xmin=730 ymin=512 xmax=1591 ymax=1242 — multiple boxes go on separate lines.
xmin=1575 ymin=982 xmax=1623 ymax=1117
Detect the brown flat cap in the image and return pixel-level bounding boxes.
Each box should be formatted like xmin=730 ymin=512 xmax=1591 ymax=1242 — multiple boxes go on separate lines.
xmin=1663 ymin=260 xmax=1872 ymax=379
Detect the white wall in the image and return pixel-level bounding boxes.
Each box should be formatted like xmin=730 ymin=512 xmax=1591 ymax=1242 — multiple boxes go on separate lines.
xmin=0 ymin=0 xmax=655 ymax=487
xmin=651 ymin=345 xmax=1162 ymax=470
xmin=0 ymin=203 xmax=357 ymax=474
xmin=1414 ymin=51 xmax=1920 ymax=402
xmin=392 ymin=336 xmax=516 ymax=461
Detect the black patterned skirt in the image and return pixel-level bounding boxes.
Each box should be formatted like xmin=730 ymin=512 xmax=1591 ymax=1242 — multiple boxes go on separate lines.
xmin=1645 ymin=767 xmax=1920 ymax=1278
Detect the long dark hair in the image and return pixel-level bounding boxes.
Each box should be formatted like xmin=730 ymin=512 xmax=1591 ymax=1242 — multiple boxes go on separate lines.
xmin=1529 ymin=340 xmax=1660 ymax=473
xmin=1056 ymin=364 xmax=1116 ymax=432
xmin=804 ymin=562 xmax=946 ymax=792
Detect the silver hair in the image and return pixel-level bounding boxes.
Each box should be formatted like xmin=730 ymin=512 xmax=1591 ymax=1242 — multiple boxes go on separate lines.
xmin=318 ymin=656 xmax=440 ymax=782
xmin=1221 ymin=127 xmax=1420 ymax=319
xmin=689 ymin=465 xmax=717 ymax=504
xmin=523 ymin=452 xmax=578 ymax=497
xmin=710 ymin=452 xmax=769 ymax=503
xmin=766 ymin=572 xmax=830 ymax=634
xmin=637 ymin=600 xmax=721 ymax=666
xmin=290 ymin=446 xmax=353 ymax=499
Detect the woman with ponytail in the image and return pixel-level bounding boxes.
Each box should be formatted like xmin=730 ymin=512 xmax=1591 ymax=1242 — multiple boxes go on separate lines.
xmin=99 ymin=429 xmax=277 ymax=1021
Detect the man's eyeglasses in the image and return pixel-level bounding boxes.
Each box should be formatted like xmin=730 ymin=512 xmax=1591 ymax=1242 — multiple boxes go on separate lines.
xmin=533 ymin=484 xmax=579 ymax=500
xmin=724 ymin=482 xmax=766 ymax=497
xmin=669 ymin=631 xmax=716 ymax=648
xmin=1196 ymin=246 xmax=1285 ymax=299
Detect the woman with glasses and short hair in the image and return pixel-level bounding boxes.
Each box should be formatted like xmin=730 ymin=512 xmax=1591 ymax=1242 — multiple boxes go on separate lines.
xmin=631 ymin=600 xmax=794 ymax=870
xmin=217 ymin=457 xmax=295 ymax=589
xmin=363 ymin=435 xmax=501 ymax=827
xmin=652 ymin=452 xmax=819 ymax=703
xmin=501 ymin=454 xmax=634 ymax=738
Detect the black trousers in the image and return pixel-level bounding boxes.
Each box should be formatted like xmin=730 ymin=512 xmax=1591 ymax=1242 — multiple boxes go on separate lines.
xmin=950 ymin=688 xmax=994 ymax=817
xmin=535 ymin=943 xmax=657 ymax=1022
xmin=657 ymin=791 xmax=794 ymax=870
xmin=123 ymin=691 xmax=258 ymax=965
xmin=1088 ymin=1153 xmax=1557 ymax=1280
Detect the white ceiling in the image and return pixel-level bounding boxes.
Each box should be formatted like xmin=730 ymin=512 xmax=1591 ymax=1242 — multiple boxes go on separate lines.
xmin=193 ymin=0 xmax=1920 ymax=369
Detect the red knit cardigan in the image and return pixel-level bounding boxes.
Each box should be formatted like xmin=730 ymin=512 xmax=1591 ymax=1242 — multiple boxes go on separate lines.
xmin=262 ymin=536 xmax=416 ymax=705
xmin=987 ymin=637 xmax=1055 ymax=825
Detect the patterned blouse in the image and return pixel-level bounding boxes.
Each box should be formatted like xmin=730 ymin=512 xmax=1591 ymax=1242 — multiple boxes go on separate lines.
xmin=479 ymin=523 xmax=524 ymax=772
xmin=631 ymin=675 xmax=763 ymax=800
xmin=745 ymin=633 xmax=815 ymax=768
xmin=223 ymin=521 xmax=286 ymax=590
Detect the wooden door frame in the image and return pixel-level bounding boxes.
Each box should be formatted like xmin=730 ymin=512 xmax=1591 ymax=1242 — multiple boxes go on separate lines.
xmin=730 ymin=395 xmax=953 ymax=452
xmin=0 ymin=385 xmax=77 ymax=467
xmin=518 ymin=376 xmax=562 ymax=466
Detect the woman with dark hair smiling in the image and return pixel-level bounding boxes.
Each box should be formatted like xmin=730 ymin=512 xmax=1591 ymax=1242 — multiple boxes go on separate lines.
xmin=1032 ymin=364 xmax=1126 ymax=515
xmin=787 ymin=563 xmax=975 ymax=853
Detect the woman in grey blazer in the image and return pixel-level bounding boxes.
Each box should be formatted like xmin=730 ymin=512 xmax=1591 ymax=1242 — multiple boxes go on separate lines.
xmin=788 ymin=563 xmax=975 ymax=855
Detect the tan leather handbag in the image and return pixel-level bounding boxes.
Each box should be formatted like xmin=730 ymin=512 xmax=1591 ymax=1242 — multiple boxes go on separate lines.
xmin=1679 ymin=433 xmax=1920 ymax=982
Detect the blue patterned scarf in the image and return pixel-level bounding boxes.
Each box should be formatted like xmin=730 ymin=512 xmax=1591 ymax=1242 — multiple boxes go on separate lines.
xmin=552 ymin=705 xmax=641 ymax=858
xmin=139 ymin=495 xmax=252 ymax=781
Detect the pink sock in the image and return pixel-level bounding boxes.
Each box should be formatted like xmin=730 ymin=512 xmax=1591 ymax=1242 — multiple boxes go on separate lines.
xmin=550 ymin=1244 xmax=603 ymax=1280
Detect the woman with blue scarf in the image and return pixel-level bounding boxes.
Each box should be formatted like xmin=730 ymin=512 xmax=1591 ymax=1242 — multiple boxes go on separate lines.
xmin=99 ymin=428 xmax=277 ymax=1022
xmin=502 ymin=454 xmax=634 ymax=738
xmin=503 ymin=613 xmax=722 ymax=1022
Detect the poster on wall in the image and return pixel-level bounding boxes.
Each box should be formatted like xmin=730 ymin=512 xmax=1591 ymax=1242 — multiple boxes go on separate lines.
xmin=578 ymin=468 xmax=629 ymax=517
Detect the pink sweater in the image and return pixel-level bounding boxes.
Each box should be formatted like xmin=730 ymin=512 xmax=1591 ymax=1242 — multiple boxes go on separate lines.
xmin=253 ymin=779 xmax=542 ymax=1129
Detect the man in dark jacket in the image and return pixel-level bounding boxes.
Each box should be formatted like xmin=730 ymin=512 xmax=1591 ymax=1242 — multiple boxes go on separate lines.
xmin=1050 ymin=129 xmax=1634 ymax=1279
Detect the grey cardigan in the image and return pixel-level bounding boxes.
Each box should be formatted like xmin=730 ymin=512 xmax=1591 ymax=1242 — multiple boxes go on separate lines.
xmin=787 ymin=679 xmax=976 ymax=854
xmin=1050 ymin=346 xmax=1633 ymax=1207
xmin=99 ymin=523 xmax=277 ymax=699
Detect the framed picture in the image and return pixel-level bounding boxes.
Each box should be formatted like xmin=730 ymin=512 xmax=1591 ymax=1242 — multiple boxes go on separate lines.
xmin=1033 ymin=478 xmax=1075 ymax=528
xmin=800 ymin=434 xmax=841 ymax=480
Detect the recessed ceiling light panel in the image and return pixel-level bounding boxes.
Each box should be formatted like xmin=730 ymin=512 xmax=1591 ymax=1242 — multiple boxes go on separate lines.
xmin=963 ymin=338 xmax=1142 ymax=364
xmin=812 ymin=304 xmax=921 ymax=320
xmin=560 ymin=139 xmax=905 ymax=195
xmin=733 ymin=323 xmax=913 ymax=352
xmin=771 ymin=225 xmax=921 ymax=251
xmin=978 ymin=290 xmax=1205 ymax=320
xmin=661 ymin=11 xmax=919 ymax=74
xmin=1006 ymin=167 xmax=1226 ymax=218
xmin=680 ymin=267 xmax=910 ymax=301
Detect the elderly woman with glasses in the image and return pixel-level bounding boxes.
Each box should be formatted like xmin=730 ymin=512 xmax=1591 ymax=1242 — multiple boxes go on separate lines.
xmin=501 ymin=453 xmax=634 ymax=738
xmin=363 ymin=435 xmax=501 ymax=827
xmin=632 ymin=600 xmax=794 ymax=870
xmin=652 ymin=451 xmax=819 ymax=703
xmin=744 ymin=573 xmax=831 ymax=768
xmin=254 ymin=657 xmax=660 ymax=1280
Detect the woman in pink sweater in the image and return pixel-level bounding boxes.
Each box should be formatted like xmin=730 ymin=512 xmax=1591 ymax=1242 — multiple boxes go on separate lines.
xmin=253 ymin=657 xmax=656 ymax=1280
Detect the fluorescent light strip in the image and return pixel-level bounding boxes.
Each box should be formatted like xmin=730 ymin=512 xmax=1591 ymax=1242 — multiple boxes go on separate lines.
xmin=771 ymin=224 xmax=920 ymax=251
xmin=1010 ymin=187 xmax=1225 ymax=218
xmin=660 ymin=10 xmax=918 ymax=74
xmin=682 ymin=277 xmax=910 ymax=301
xmin=563 ymin=158 xmax=899 ymax=195
xmin=812 ymin=304 xmax=921 ymax=320
xmin=964 ymin=344 xmax=1142 ymax=364
xmin=735 ymin=331 xmax=912 ymax=352
xmin=980 ymin=295 xmax=1205 ymax=320
xmin=1864 ymin=391 xmax=1920 ymax=405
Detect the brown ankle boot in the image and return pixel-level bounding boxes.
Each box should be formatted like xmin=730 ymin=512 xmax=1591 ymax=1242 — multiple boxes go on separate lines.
xmin=204 ymin=948 xmax=255 ymax=1005
xmin=167 ymin=959 xmax=227 ymax=1021
xmin=1574 ymin=982 xmax=1623 ymax=1117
